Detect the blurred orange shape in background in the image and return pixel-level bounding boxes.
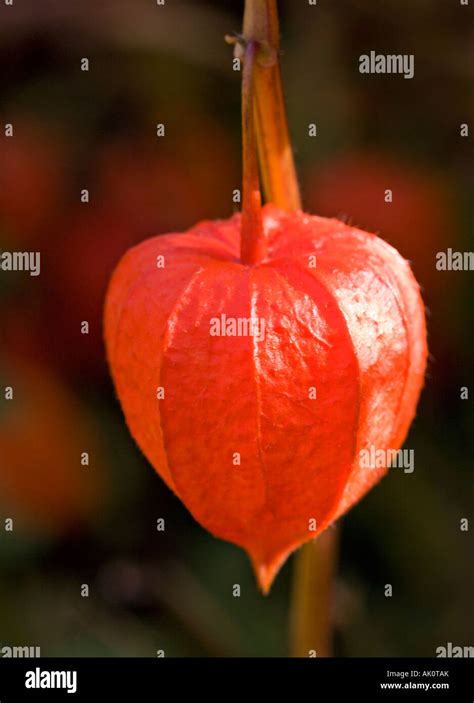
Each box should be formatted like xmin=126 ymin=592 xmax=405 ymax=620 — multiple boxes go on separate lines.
xmin=305 ymin=149 xmax=458 ymax=301
xmin=0 ymin=356 xmax=104 ymax=535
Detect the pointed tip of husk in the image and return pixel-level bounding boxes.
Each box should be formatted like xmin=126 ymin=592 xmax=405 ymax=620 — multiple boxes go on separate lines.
xmin=250 ymin=549 xmax=292 ymax=595
xmin=253 ymin=562 xmax=277 ymax=595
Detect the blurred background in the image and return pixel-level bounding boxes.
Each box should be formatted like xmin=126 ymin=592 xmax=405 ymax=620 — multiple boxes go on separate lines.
xmin=0 ymin=0 xmax=472 ymax=656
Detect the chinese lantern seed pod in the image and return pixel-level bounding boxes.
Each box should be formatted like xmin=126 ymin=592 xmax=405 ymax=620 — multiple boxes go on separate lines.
xmin=104 ymin=204 xmax=427 ymax=592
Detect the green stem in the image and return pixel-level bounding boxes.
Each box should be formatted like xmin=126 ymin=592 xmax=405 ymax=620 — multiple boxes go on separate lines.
xmin=240 ymin=40 xmax=265 ymax=265
xmin=290 ymin=528 xmax=339 ymax=657
xmin=242 ymin=0 xmax=301 ymax=211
